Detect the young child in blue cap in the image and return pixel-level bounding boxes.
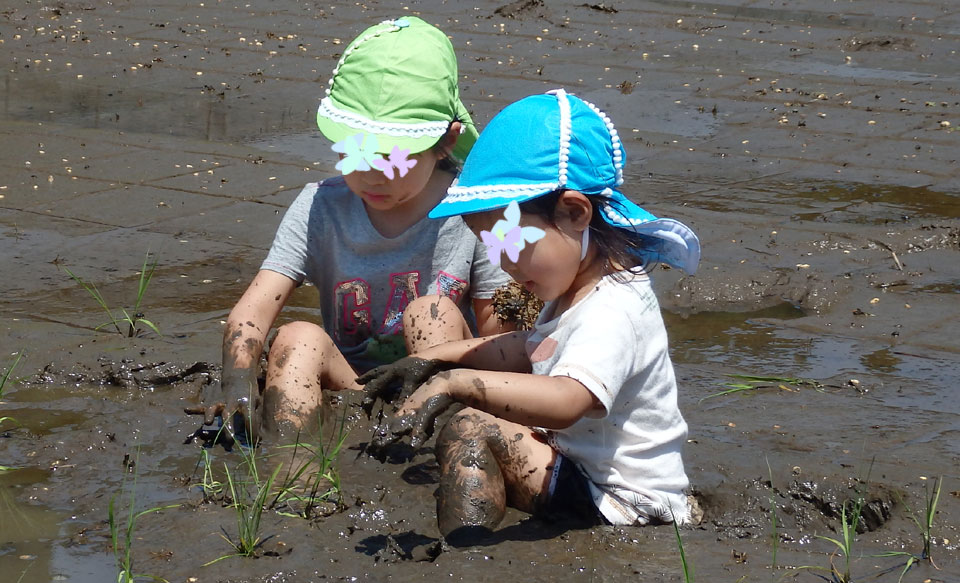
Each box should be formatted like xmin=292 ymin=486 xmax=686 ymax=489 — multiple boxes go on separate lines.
xmin=361 ymin=89 xmax=700 ymax=539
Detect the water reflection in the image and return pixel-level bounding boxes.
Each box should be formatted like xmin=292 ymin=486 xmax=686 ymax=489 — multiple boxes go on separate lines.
xmin=1 ymin=71 xmax=313 ymax=143
xmin=666 ymin=302 xmax=807 ymax=369
xmin=681 ymin=181 xmax=960 ymax=222
xmin=667 ymin=304 xmax=960 ymax=415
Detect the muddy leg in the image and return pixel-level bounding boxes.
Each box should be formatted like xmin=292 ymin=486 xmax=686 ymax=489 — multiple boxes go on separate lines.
xmin=403 ymin=295 xmax=473 ymax=354
xmin=262 ymin=321 xmax=360 ymax=433
xmin=435 ymin=408 xmax=556 ymax=542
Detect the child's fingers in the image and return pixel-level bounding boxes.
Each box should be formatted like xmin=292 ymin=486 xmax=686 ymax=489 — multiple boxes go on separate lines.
xmin=355 ymin=364 xmax=389 ymax=386
xmin=183 ymin=402 xmax=225 ymax=426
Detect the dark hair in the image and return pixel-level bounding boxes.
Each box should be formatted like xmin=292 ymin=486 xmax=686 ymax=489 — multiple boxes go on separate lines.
xmin=518 ymin=190 xmax=660 ymax=277
xmin=434 ymin=118 xmax=472 ymax=174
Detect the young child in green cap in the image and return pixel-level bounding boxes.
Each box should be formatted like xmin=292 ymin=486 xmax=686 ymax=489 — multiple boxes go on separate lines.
xmin=192 ymin=17 xmax=511 ymax=444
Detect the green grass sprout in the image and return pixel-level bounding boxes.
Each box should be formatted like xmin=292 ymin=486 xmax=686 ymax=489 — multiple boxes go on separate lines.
xmin=60 ymin=252 xmax=160 ymax=337
xmin=799 ymin=461 xmax=874 ymax=583
xmin=1 ymin=350 xmax=23 ymax=399
xmin=110 ymin=448 xmax=179 ymax=583
xmin=904 ymin=476 xmax=942 ymax=562
xmin=700 ymin=374 xmax=822 ymax=403
xmin=206 ymin=461 xmax=282 ymax=564
xmin=271 ymin=408 xmax=350 ymax=518
xmin=817 ymin=497 xmax=863 ymax=583
xmin=1 ymin=351 xmax=24 ymax=469
xmin=877 ymin=476 xmax=944 ymax=581
xmin=196 ymin=448 xmax=223 ymax=500
xmin=669 ymin=501 xmax=693 ymax=583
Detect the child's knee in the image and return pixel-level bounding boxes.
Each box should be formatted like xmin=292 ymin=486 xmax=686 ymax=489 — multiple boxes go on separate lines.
xmin=403 ymin=295 xmax=458 ymax=329
xmin=436 ymin=410 xmax=476 ymax=453
xmin=269 ymin=321 xmax=335 ymax=367
xmin=437 ymin=409 xmax=498 ymax=456
xmin=272 ymin=321 xmax=331 ymax=349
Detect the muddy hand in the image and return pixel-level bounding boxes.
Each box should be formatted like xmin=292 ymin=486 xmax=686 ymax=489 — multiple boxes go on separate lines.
xmin=183 ymin=393 xmax=260 ymax=447
xmin=373 ymin=392 xmax=456 ymax=450
xmin=183 ymin=402 xmax=236 ymax=448
xmin=184 ymin=401 xmax=228 ymax=426
xmin=357 ymin=357 xmax=456 ymax=417
xmin=218 ymin=372 xmax=262 ymax=446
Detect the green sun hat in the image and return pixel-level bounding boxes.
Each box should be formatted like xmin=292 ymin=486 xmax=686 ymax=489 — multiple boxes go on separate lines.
xmin=316 ymin=17 xmax=478 ymax=163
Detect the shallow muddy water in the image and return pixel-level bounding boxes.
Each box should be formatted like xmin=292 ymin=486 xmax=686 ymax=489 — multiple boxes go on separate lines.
xmin=2 ymin=1 xmax=959 ymax=582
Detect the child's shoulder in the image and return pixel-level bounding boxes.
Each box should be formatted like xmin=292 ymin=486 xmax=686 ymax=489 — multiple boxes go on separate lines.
xmin=293 ymin=176 xmax=356 ymax=208
xmin=594 ymin=272 xmax=659 ymax=312
xmin=310 ymin=175 xmax=352 ymax=198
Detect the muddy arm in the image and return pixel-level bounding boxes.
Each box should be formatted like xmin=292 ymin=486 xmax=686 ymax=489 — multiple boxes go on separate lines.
xmin=415 ymin=330 xmax=533 ymax=373
xmin=214 ymin=270 xmax=296 ymax=435
xmin=385 ymin=369 xmax=599 ymax=448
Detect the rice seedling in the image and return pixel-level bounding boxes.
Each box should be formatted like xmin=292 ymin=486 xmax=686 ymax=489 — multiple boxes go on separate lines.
xmin=799 ymin=463 xmax=874 ymax=583
xmin=876 ymin=476 xmax=943 ymax=581
xmin=270 ymin=408 xmax=350 ymax=518
xmin=196 ymin=448 xmax=223 ymax=500
xmin=59 ymin=252 xmax=160 ymax=337
xmin=0 ymin=350 xmax=22 ymax=399
xmin=903 ymin=476 xmax=942 ymax=562
xmin=700 ymin=374 xmax=822 ymax=403
xmin=669 ymin=501 xmax=694 ymax=583
xmin=205 ymin=460 xmax=282 ymax=564
xmin=1 ymin=351 xmax=24 ymax=470
xmin=818 ymin=496 xmax=863 ymax=582
xmin=16 ymin=562 xmax=34 ymax=583
xmin=110 ymin=448 xmax=179 ymax=582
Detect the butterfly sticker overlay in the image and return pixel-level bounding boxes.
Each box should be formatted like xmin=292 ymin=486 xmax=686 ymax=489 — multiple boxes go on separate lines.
xmin=372 ymin=145 xmax=418 ymax=179
xmin=332 ymin=133 xmax=418 ymax=179
xmin=480 ymin=201 xmax=545 ymax=266
xmin=332 ymin=133 xmax=382 ymax=175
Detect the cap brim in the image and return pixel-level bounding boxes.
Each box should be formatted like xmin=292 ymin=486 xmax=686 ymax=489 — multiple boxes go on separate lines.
xmin=316 ymin=112 xmax=441 ymax=155
xmin=428 ymin=181 xmax=559 ymax=219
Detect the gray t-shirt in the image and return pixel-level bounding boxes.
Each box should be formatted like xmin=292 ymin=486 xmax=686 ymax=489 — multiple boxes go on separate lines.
xmin=262 ymin=177 xmax=510 ymax=368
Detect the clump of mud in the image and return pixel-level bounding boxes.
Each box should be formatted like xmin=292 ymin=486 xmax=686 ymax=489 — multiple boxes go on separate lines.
xmin=494 ymin=0 xmax=549 ymax=20
xmin=492 ymin=281 xmax=544 ymax=330
xmin=27 ymin=358 xmax=219 ymax=391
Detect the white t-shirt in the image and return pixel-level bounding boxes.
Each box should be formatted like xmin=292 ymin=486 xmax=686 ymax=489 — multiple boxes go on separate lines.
xmin=526 ymin=271 xmax=691 ymax=525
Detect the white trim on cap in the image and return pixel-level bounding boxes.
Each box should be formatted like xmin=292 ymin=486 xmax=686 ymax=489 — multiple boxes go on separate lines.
xmin=317 ymin=99 xmax=450 ymax=137
xmin=547 ymin=88 xmax=573 ymax=188
xmin=445 ymin=181 xmax=559 ymax=202
xmin=579 ymin=97 xmax=625 ymax=188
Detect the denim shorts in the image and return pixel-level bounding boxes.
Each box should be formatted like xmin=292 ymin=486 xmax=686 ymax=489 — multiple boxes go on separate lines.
xmin=537 ymin=454 xmax=605 ymax=526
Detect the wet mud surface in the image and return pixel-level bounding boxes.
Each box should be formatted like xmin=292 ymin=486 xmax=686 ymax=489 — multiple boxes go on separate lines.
xmin=1 ymin=0 xmax=959 ymax=582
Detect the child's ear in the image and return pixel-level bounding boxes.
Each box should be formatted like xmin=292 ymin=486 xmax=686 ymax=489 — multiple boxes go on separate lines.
xmin=557 ymin=190 xmax=593 ymax=230
xmin=439 ymin=121 xmax=462 ymax=155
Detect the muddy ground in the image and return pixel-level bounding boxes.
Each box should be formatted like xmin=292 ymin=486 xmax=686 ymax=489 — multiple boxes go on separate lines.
xmin=1 ymin=0 xmax=959 ymax=582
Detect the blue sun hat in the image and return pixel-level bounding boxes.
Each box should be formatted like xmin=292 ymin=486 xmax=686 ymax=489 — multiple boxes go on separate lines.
xmin=429 ymin=89 xmax=700 ymax=274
